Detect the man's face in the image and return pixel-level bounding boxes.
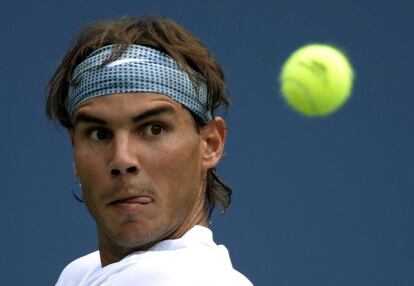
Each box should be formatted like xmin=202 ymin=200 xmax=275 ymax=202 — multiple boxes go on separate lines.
xmin=70 ymin=92 xmax=224 ymax=263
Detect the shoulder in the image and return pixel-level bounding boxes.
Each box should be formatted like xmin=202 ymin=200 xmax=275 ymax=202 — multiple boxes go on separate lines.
xmin=55 ymin=227 xmax=253 ymax=286
xmin=108 ymin=259 xmax=253 ymax=286
xmin=109 ymin=227 xmax=253 ymax=285
xmin=55 ymin=251 xmax=100 ymax=286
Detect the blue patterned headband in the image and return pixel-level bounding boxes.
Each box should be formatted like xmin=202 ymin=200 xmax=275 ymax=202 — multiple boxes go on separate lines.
xmin=67 ymin=44 xmax=212 ymax=123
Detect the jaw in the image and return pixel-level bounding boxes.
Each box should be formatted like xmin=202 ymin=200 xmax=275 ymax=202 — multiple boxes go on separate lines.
xmin=94 ymin=189 xmax=207 ymax=266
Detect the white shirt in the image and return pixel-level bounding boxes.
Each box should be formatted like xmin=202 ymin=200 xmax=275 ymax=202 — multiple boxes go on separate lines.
xmin=56 ymin=226 xmax=253 ymax=286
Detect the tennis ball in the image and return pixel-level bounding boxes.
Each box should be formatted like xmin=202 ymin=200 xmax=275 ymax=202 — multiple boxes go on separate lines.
xmin=279 ymin=44 xmax=354 ymax=117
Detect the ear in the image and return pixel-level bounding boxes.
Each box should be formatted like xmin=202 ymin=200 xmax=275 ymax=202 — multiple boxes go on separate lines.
xmin=68 ymin=128 xmax=75 ymax=147
xmin=200 ymin=117 xmax=227 ymax=170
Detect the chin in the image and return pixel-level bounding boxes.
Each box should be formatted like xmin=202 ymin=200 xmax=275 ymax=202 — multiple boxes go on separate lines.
xmin=101 ymin=222 xmax=173 ymax=251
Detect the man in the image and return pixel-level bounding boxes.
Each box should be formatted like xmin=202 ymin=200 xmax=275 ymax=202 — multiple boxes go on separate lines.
xmin=47 ymin=16 xmax=253 ymax=285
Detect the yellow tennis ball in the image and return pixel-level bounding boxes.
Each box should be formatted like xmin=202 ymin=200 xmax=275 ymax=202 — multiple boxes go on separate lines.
xmin=279 ymin=44 xmax=354 ymax=117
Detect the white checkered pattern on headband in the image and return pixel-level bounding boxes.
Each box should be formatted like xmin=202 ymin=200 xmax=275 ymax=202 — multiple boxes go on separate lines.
xmin=67 ymin=44 xmax=211 ymax=123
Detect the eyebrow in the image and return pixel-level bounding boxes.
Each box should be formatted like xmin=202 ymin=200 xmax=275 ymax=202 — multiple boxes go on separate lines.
xmin=74 ymin=114 xmax=107 ymax=125
xmin=74 ymin=105 xmax=176 ymax=126
xmin=132 ymin=105 xmax=176 ymax=123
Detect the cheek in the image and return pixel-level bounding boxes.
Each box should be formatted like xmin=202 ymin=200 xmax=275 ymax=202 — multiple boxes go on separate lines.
xmin=73 ymin=146 xmax=109 ymax=219
xmin=150 ymin=139 xmax=202 ymax=199
xmin=73 ymin=144 xmax=108 ymax=189
xmin=155 ymin=135 xmax=200 ymax=172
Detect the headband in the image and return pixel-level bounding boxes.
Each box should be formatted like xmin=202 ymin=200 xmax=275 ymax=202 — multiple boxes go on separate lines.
xmin=67 ymin=44 xmax=212 ymax=123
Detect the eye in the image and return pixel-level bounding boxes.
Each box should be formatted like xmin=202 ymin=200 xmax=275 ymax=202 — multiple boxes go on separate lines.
xmin=150 ymin=124 xmax=163 ymax=135
xmin=90 ymin=128 xmax=109 ymax=140
xmin=144 ymin=124 xmax=164 ymax=136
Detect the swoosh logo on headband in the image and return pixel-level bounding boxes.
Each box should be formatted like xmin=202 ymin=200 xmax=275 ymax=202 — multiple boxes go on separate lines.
xmin=106 ymin=58 xmax=151 ymax=67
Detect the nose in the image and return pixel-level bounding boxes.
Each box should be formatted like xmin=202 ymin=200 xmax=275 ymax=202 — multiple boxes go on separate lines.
xmin=108 ymin=135 xmax=139 ymax=177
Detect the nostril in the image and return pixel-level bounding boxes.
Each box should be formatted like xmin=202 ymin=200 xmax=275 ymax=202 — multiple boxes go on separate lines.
xmin=126 ymin=166 xmax=138 ymax=173
xmin=110 ymin=166 xmax=138 ymax=176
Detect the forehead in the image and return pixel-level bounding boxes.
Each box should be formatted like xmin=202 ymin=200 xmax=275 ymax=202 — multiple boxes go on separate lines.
xmin=74 ymin=92 xmax=190 ymax=120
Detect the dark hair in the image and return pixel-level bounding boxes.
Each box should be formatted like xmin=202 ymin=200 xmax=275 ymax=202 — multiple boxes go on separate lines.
xmin=46 ymin=15 xmax=232 ymax=217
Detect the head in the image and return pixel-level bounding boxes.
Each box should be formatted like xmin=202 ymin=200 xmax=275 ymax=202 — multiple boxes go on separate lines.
xmin=46 ymin=15 xmax=231 ymax=263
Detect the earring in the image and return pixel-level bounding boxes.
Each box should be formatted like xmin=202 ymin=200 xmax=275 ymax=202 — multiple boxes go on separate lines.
xmin=72 ymin=163 xmax=84 ymax=203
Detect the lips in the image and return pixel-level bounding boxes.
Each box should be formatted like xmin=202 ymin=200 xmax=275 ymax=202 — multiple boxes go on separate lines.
xmin=110 ymin=196 xmax=153 ymax=205
xmin=108 ymin=195 xmax=154 ymax=213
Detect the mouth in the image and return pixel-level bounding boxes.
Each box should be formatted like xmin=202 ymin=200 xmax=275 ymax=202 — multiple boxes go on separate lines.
xmin=109 ymin=196 xmax=153 ymax=212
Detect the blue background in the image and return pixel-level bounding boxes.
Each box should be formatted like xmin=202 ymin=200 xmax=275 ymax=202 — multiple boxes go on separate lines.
xmin=1 ymin=0 xmax=413 ymax=285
